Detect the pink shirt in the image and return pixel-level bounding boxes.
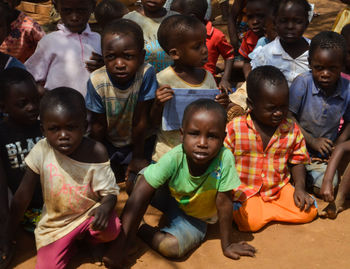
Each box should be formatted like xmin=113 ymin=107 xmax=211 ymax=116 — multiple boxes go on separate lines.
xmin=25 ymin=24 xmax=101 ymax=97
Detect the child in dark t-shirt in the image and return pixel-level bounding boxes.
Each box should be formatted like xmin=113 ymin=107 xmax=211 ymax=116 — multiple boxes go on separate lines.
xmin=0 ymin=68 xmax=43 ymax=233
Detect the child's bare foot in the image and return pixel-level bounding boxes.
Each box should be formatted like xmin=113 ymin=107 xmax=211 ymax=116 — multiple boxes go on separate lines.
xmin=319 ymin=198 xmax=345 ymax=219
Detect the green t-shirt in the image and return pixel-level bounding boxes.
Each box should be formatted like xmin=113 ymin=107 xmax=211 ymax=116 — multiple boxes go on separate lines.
xmin=144 ymin=145 xmax=240 ymax=223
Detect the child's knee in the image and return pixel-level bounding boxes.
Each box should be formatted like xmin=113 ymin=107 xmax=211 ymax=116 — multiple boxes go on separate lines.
xmin=157 ymin=234 xmax=181 ymax=258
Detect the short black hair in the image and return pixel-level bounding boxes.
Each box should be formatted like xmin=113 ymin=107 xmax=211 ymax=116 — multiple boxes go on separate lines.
xmin=247 ymin=65 xmax=288 ymax=101
xmin=170 ymin=0 xmax=208 ymax=22
xmin=309 ymin=31 xmax=346 ymax=61
xmin=341 ymin=24 xmax=350 ymax=39
xmin=102 ymin=18 xmax=144 ymax=51
xmin=95 ymin=0 xmax=128 ymax=27
xmin=40 ymin=87 xmax=87 ymax=121
xmin=0 ymin=67 xmax=37 ymax=102
xmin=158 ymin=14 xmax=204 ymax=53
xmin=274 ymin=0 xmax=311 ymax=21
xmin=53 ymin=0 xmax=96 ymax=8
xmin=182 ymin=98 xmax=227 ymax=128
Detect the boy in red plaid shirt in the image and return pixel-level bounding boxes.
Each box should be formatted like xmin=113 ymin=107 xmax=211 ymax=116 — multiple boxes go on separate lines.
xmin=224 ymin=66 xmax=317 ymax=232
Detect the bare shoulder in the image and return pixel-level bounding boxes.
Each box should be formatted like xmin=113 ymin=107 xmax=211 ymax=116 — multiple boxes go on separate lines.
xmin=79 ymin=137 xmax=109 ymax=163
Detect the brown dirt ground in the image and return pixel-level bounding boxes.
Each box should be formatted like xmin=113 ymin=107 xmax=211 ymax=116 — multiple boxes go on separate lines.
xmin=11 ymin=0 xmax=350 ymax=268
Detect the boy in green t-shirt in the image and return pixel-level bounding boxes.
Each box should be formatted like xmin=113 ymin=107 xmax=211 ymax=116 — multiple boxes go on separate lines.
xmin=103 ymin=99 xmax=256 ymax=267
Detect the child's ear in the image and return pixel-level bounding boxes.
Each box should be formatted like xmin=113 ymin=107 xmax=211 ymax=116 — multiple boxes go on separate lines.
xmin=246 ymin=97 xmax=253 ymax=111
xmin=40 ymin=123 xmax=46 ymax=137
xmin=140 ymin=49 xmax=146 ymax=64
xmin=169 ymin=48 xmax=180 ymax=61
xmin=180 ymin=127 xmax=184 ymax=142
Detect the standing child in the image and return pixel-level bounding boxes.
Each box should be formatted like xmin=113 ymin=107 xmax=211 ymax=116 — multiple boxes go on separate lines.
xmin=123 ymin=0 xmax=177 ymax=73
xmin=225 ymin=66 xmax=317 ymax=232
xmin=289 ymin=31 xmax=350 ymax=195
xmin=85 ymin=19 xmax=158 ymax=184
xmin=151 ymin=15 xmax=229 ymax=161
xmin=170 ymin=0 xmax=234 ymax=93
xmin=0 ymin=69 xmax=43 ymax=269
xmin=250 ymin=0 xmax=311 ymax=86
xmin=25 ymin=0 xmax=101 ymax=97
xmin=0 ymin=1 xmax=45 ymax=63
xmin=0 ymin=87 xmax=121 ymax=269
xmin=103 ymin=99 xmax=256 ymax=268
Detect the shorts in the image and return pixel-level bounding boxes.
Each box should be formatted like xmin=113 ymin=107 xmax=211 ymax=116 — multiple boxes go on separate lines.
xmin=151 ymin=185 xmax=207 ymax=257
xmin=305 ymin=161 xmax=338 ymax=189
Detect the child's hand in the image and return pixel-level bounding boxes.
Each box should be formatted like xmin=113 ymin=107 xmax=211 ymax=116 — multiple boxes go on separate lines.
xmin=125 ymin=158 xmax=149 ymax=180
xmin=293 ymin=189 xmax=314 ymax=212
xmin=215 ymin=93 xmax=230 ymax=109
xmin=320 ymin=180 xmax=334 ymax=202
xmin=88 ymin=204 xmax=112 ymax=231
xmin=218 ymin=79 xmax=233 ymax=94
xmin=309 ymin=137 xmax=334 ymax=157
xmin=155 ymin=85 xmax=174 ymax=105
xmin=85 ymin=52 xmax=104 ymax=73
xmin=223 ymin=242 xmax=256 ymax=260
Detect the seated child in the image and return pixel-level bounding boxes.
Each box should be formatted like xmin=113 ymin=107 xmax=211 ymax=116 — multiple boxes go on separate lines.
xmin=0 ymin=87 xmax=121 ymax=269
xmin=25 ymin=0 xmax=101 ymax=97
xmin=102 ymin=99 xmax=256 ymax=267
xmin=0 ymin=1 xmax=45 ymax=63
xmin=250 ymin=0 xmax=311 ymax=86
xmin=123 ymin=0 xmax=177 ymax=73
xmin=289 ymin=31 xmax=350 ymax=195
xmin=170 ymin=0 xmax=234 ymax=93
xmin=320 ymin=139 xmax=350 ymax=218
xmin=225 ymin=66 xmax=317 ymax=232
xmin=85 ymin=19 xmax=158 ymax=183
xmin=151 ymin=14 xmax=229 ymax=161
xmin=341 ymin=24 xmax=350 ymax=80
xmin=94 ymin=0 xmax=128 ymax=28
xmin=0 ymin=68 xmax=43 ymax=240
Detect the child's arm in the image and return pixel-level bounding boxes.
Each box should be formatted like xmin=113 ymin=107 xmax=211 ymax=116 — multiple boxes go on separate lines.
xmin=227 ymin=0 xmax=245 ymax=51
xmin=88 ymin=194 xmax=117 ymax=231
xmin=290 ymin=164 xmax=314 ymax=211
xmin=104 ymin=176 xmax=155 ymax=267
xmin=0 ymin=167 xmax=39 ymax=257
xmin=219 ymin=59 xmax=234 ymax=94
xmin=149 ymin=85 xmax=174 ymax=128
xmin=0 ymin=160 xmax=9 ymax=230
xmin=215 ymin=93 xmax=230 ymax=110
xmin=336 ymin=121 xmax=350 ymax=145
xmin=216 ymin=191 xmax=256 ymax=259
xmin=320 ymin=141 xmax=350 ymax=202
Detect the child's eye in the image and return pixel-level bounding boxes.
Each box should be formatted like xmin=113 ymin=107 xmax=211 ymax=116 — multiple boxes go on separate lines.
xmin=124 ymin=54 xmax=134 ymax=60
xmin=208 ymin=133 xmax=218 ymax=139
xmin=48 ymin=127 xmax=58 ymax=131
xmin=105 ymin=54 xmax=116 ymax=60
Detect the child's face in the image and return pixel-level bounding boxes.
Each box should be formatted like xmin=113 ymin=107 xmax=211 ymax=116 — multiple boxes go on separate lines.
xmin=2 ymin=81 xmax=40 ymax=125
xmin=246 ymin=1 xmax=266 ymax=37
xmin=41 ymin=107 xmax=86 ymax=156
xmin=55 ymin=0 xmax=93 ymax=33
xmin=181 ymin=109 xmax=225 ymax=170
xmin=174 ymin=25 xmax=208 ymax=67
xmin=275 ymin=2 xmax=308 ymax=44
xmin=249 ymin=81 xmax=289 ymax=127
xmin=309 ymin=48 xmax=343 ymax=93
xmin=103 ymin=33 xmax=145 ymax=85
xmin=141 ymin=0 xmax=166 ymax=12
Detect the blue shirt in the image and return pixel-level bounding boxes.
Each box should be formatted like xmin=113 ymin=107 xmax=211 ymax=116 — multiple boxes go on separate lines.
xmin=289 ymin=71 xmax=350 ymax=154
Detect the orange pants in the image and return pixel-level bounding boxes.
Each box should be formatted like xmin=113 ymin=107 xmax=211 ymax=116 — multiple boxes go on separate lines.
xmin=233 ymin=184 xmax=318 ymax=232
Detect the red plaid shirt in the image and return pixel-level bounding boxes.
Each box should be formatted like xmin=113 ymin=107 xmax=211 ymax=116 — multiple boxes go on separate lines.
xmin=224 ymin=113 xmax=309 ymax=202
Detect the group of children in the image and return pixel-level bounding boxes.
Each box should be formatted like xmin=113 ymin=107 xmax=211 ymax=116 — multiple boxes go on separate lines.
xmin=0 ymin=0 xmax=350 ymax=268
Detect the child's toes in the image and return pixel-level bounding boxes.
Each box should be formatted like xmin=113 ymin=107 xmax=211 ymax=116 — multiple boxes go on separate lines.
xmin=320 ymin=202 xmax=337 ymax=219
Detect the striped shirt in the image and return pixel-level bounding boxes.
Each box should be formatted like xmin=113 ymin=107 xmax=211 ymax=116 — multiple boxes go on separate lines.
xmin=224 ymin=113 xmax=309 ymax=202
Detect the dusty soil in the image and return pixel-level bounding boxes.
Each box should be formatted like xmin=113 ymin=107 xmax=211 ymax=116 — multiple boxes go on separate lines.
xmin=10 ymin=0 xmax=350 ymax=268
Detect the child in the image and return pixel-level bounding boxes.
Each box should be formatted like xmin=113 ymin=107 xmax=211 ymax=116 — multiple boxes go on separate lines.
xmin=103 ymin=99 xmax=256 ymax=267
xmin=0 ymin=1 xmax=45 ymax=63
xmin=94 ymin=0 xmax=128 ymax=28
xmin=289 ymin=31 xmax=350 ymax=195
xmin=225 ymin=66 xmax=317 ymax=232
xmin=0 ymin=68 xmax=43 ymax=242
xmin=250 ymin=0 xmax=311 ymax=86
xmin=85 ymin=19 xmax=158 ymax=183
xmin=123 ymin=0 xmax=177 ymax=73
xmin=341 ymin=24 xmax=350 ymax=80
xmin=151 ymin=14 xmax=229 ymax=161
xmin=0 ymin=87 xmax=121 ymax=269
xmin=25 ymin=0 xmax=101 ymax=97
xmin=170 ymin=0 xmax=234 ymax=93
